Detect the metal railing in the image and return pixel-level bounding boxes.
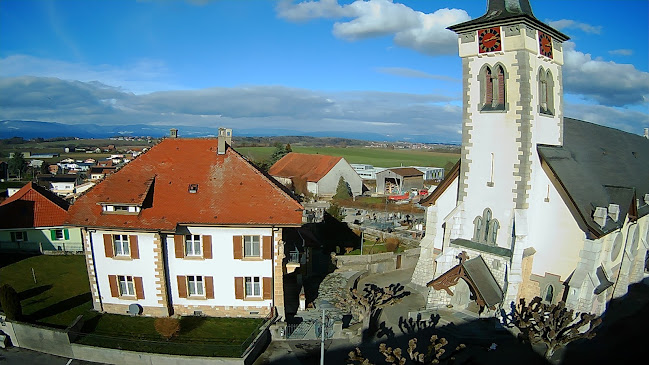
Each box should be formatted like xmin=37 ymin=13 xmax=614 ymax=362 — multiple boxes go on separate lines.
xmin=287 ymin=251 xmax=300 ymax=263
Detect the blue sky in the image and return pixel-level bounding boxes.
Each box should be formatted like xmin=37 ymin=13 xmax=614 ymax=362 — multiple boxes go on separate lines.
xmin=0 ymin=0 xmax=647 ymax=142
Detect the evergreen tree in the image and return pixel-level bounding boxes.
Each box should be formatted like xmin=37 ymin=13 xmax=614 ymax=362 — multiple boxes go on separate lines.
xmin=334 ymin=177 xmax=352 ymax=200
xmin=8 ymin=153 xmax=26 ymax=178
xmin=0 ymin=284 xmax=22 ymax=321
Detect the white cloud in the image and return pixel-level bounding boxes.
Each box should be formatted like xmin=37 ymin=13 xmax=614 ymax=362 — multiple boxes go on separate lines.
xmin=547 ymin=19 xmax=602 ymax=34
xmin=375 ymin=67 xmax=460 ymax=82
xmin=0 ymin=76 xmax=463 ymax=142
xmin=563 ymin=42 xmax=649 ymax=106
xmin=278 ymin=0 xmax=470 ymax=56
xmin=608 ymin=49 xmax=633 ymax=56
xmin=0 ymin=54 xmax=177 ymax=94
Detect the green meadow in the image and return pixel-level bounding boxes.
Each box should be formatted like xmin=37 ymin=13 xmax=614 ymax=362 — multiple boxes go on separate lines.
xmin=235 ymin=146 xmax=459 ymax=168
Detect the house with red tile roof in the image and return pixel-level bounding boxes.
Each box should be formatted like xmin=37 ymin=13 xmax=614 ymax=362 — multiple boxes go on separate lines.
xmin=67 ymin=130 xmax=304 ymax=319
xmin=269 ymin=152 xmax=363 ymax=199
xmin=0 ymin=182 xmax=83 ymax=252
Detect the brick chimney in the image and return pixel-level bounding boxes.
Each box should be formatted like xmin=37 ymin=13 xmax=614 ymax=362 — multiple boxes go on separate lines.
xmin=218 ymin=128 xmax=232 ymax=155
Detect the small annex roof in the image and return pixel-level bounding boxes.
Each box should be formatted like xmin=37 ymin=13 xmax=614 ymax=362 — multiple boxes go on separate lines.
xmin=538 ymin=118 xmax=649 ymax=238
xmin=67 ymin=138 xmax=304 ymax=231
xmin=381 ymin=167 xmax=424 ymax=177
xmin=0 ymin=182 xmax=69 ymax=228
xmin=269 ymin=153 xmax=343 ymax=183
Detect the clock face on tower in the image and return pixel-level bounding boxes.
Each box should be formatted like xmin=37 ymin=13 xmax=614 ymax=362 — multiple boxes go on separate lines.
xmin=478 ymin=27 xmax=502 ymax=53
xmin=539 ymin=31 xmax=553 ymax=58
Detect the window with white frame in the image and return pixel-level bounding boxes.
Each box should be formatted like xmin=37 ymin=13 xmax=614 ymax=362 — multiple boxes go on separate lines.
xmin=118 ymin=275 xmax=135 ymax=296
xmin=113 ymin=234 xmax=130 ymax=256
xmin=245 ymin=277 xmax=261 ymax=297
xmin=187 ymin=275 xmax=204 ymax=296
xmin=244 ymin=236 xmax=260 ymax=257
xmin=185 ymin=235 xmax=201 ymax=256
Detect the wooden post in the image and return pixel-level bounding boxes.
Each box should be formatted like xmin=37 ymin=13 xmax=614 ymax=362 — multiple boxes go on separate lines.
xmin=32 ymin=268 xmax=37 ymax=284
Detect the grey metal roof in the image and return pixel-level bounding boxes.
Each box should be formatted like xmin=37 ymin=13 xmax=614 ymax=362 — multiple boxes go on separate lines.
xmin=448 ymin=0 xmax=569 ymax=41
xmin=538 ymin=118 xmax=649 ymax=238
xmin=463 ymin=256 xmax=503 ymax=308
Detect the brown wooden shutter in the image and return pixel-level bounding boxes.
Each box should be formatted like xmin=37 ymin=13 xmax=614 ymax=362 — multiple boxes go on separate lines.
xmin=103 ymin=234 xmax=114 ymax=258
xmin=234 ymin=277 xmax=244 ymax=299
xmin=177 ymin=275 xmax=187 ymax=298
xmin=202 ymin=235 xmax=212 ymax=259
xmin=134 ymin=277 xmax=145 ymax=299
xmin=174 ymin=235 xmax=185 ymax=258
xmin=263 ymin=277 xmax=272 ymax=300
xmin=205 ymin=276 xmax=214 ymax=299
xmin=129 ymin=235 xmax=139 ymax=259
xmin=233 ymin=236 xmax=242 ymax=259
xmin=262 ymin=236 xmax=272 ymax=260
xmin=108 ymin=275 xmax=119 ymax=297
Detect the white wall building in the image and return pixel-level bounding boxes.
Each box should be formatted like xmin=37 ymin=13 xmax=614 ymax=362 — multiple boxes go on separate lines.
xmin=411 ymin=0 xmax=649 ymax=316
xmin=68 ymin=130 xmax=304 ymax=319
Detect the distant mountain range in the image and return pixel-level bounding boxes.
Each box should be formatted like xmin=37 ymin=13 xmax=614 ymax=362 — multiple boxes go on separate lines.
xmin=0 ymin=120 xmax=460 ymax=144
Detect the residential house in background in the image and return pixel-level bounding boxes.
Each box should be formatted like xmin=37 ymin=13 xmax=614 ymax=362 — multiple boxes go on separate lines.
xmin=411 ymin=0 xmax=649 ymax=316
xmin=67 ymin=129 xmax=304 ymax=319
xmin=269 ymin=153 xmax=363 ymax=198
xmin=37 ymin=174 xmax=82 ymax=197
xmin=0 ymin=182 xmax=83 ymax=252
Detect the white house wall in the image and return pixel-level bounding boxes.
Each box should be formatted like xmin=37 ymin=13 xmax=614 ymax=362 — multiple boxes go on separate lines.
xmin=317 ymin=160 xmax=363 ymax=197
xmin=166 ymin=226 xmax=274 ymax=310
xmin=90 ymin=230 xmax=165 ymax=313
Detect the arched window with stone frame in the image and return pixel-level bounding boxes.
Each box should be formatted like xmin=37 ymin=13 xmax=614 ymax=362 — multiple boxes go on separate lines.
xmin=488 ymin=219 xmax=500 ymax=245
xmin=479 ymin=64 xmax=506 ymax=112
xmin=539 ymin=67 xmax=554 ymax=115
xmin=544 ymin=284 xmax=554 ymax=303
xmin=479 ymin=65 xmax=493 ymax=109
xmin=473 ymin=216 xmax=483 ymax=242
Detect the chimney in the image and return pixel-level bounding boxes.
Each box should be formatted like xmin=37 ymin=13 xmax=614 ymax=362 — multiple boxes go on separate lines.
xmin=644 ymin=128 xmax=648 ymax=139
xmin=170 ymin=128 xmax=178 ymax=138
xmin=218 ymin=128 xmax=232 ymax=155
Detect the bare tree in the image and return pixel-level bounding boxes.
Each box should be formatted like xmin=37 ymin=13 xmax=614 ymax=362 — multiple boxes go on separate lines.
xmin=336 ymin=277 xmax=410 ymax=339
xmin=348 ymin=335 xmax=465 ymax=364
xmin=501 ymin=296 xmax=602 ymax=359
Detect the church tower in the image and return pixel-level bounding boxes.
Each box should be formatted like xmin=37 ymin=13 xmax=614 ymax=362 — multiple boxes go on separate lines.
xmin=412 ymin=0 xmax=571 ymax=309
xmin=449 ymin=0 xmax=569 ymax=217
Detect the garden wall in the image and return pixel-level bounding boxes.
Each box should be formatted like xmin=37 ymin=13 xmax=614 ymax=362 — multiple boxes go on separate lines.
xmin=335 ymin=248 xmax=420 ymax=274
xmin=0 ymin=314 xmax=270 ymax=365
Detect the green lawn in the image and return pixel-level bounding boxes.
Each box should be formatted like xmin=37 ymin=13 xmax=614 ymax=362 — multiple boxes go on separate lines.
xmin=0 ymin=254 xmax=268 ymax=357
xmin=0 ymin=255 xmax=92 ymax=328
xmin=236 ymin=146 xmax=459 ymax=168
xmin=76 ymin=314 xmax=265 ymax=357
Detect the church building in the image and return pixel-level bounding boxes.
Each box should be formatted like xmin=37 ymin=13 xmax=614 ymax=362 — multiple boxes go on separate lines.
xmin=411 ymin=0 xmax=649 ymax=316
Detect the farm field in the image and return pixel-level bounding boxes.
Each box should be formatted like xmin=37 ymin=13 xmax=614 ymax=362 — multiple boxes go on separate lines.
xmin=236 ymin=146 xmax=460 ymax=168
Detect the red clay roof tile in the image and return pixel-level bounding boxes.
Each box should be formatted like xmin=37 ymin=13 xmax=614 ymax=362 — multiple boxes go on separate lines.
xmin=67 ymin=139 xmax=303 ymax=231
xmin=0 ymin=182 xmax=69 ymax=228
xmin=268 ymin=153 xmax=342 ymax=182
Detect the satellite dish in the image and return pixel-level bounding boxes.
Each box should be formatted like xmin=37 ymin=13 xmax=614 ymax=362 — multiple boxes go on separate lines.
xmin=128 ymin=303 xmax=142 ymax=316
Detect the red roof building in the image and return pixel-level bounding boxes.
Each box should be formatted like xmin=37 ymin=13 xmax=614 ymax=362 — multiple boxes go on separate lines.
xmin=69 ymin=136 xmax=304 ymax=319
xmin=0 ymin=182 xmax=69 ymax=228
xmin=269 ymin=152 xmax=363 ymax=198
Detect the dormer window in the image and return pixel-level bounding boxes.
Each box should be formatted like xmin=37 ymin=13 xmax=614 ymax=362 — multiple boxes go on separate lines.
xmin=102 ymin=204 xmax=141 ymax=214
xmin=188 ymin=184 xmax=199 ymax=193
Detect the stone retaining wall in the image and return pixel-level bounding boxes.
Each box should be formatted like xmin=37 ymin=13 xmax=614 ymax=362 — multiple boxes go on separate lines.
xmin=335 ymin=248 xmax=420 ymax=274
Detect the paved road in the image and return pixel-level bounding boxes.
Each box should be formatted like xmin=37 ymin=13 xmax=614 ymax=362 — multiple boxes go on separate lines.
xmin=0 ymin=347 xmax=107 ymax=365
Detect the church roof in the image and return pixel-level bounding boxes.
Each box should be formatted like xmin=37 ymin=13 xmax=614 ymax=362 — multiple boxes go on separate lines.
xmin=538 ymin=118 xmax=649 ymax=238
xmin=448 ymin=0 xmax=569 ymax=41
